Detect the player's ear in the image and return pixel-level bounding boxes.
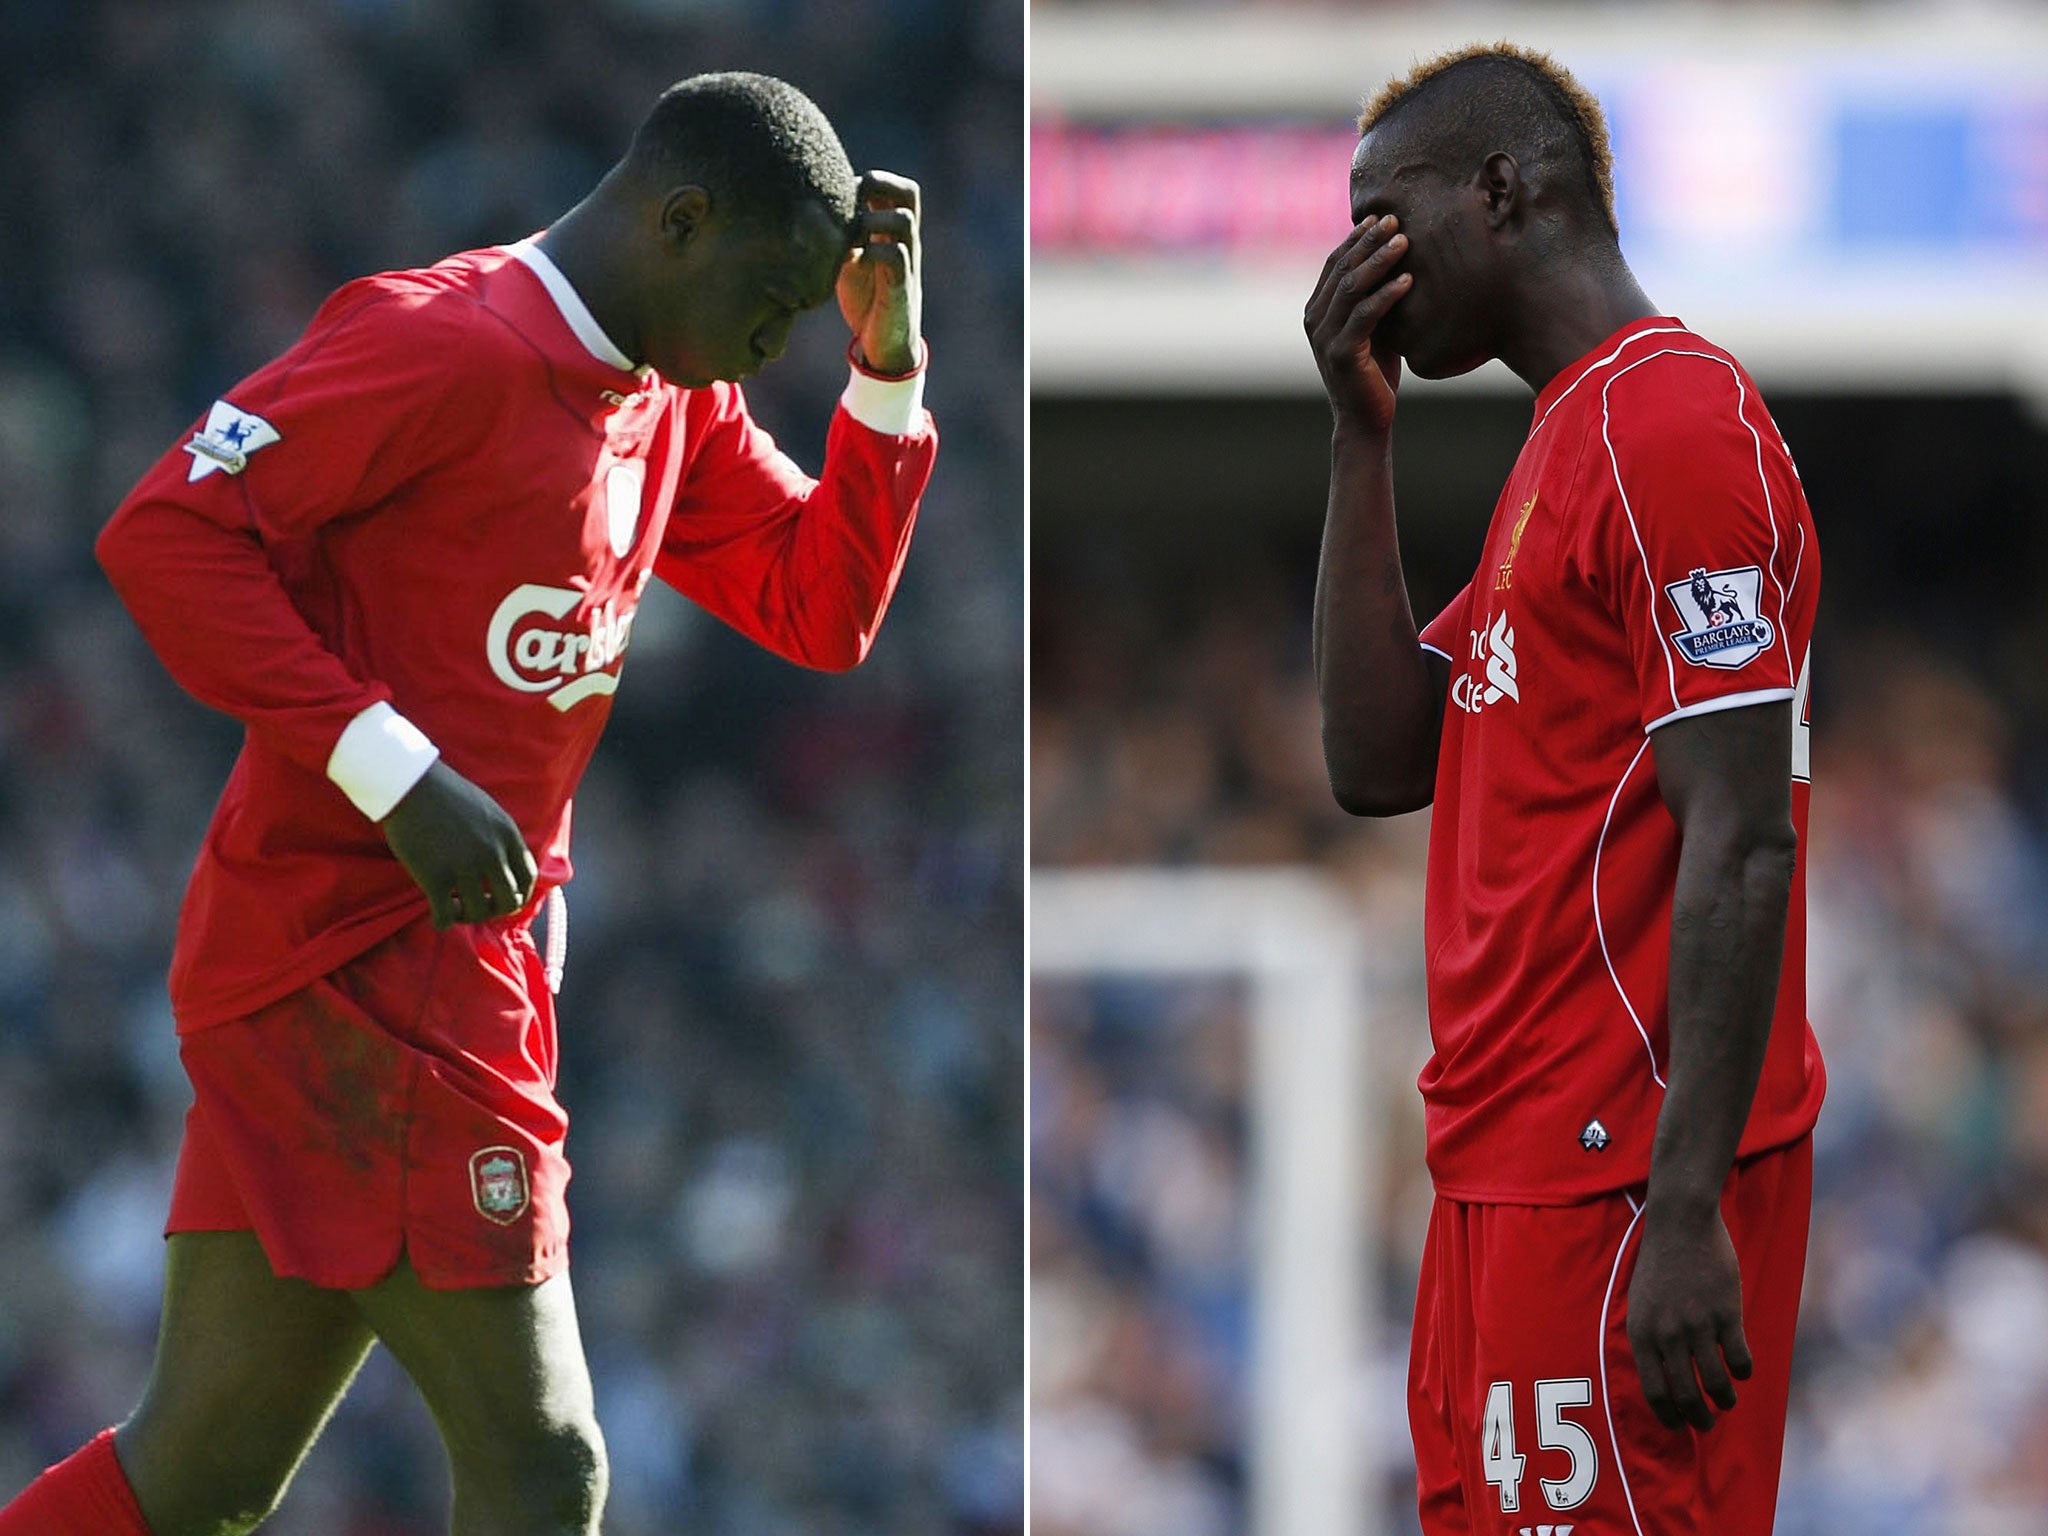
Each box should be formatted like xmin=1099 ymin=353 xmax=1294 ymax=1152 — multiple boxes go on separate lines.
xmin=658 ymin=186 xmax=714 ymax=251
xmin=1478 ymin=151 xmax=1521 ymax=229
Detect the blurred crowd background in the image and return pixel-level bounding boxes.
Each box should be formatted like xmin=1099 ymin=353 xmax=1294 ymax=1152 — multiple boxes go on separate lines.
xmin=0 ymin=2 xmax=1022 ymax=1533
xmin=1030 ymin=0 xmax=2048 ymax=1527
xmin=1031 ymin=385 xmax=2048 ymax=1535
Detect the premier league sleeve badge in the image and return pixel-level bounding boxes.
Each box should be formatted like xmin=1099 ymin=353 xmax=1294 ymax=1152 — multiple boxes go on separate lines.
xmin=1663 ymin=565 xmax=1775 ymax=668
xmin=183 ymin=399 xmax=281 ymax=482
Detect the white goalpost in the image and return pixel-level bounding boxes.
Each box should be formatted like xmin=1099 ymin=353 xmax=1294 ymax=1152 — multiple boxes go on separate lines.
xmin=1032 ymin=867 xmax=1382 ymax=1536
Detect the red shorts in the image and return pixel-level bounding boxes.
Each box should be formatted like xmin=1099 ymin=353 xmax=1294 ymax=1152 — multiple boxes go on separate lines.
xmin=1409 ymin=1137 xmax=1812 ymax=1535
xmin=167 ymin=913 xmax=570 ymax=1291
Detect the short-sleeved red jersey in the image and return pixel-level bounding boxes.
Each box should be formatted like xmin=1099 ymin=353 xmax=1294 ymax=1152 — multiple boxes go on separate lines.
xmin=1416 ymin=318 xmax=1823 ymax=1203
xmin=100 ymin=242 xmax=936 ymax=1032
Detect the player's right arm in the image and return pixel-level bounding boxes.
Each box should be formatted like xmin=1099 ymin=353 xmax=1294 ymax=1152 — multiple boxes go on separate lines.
xmin=654 ymin=171 xmax=935 ymax=672
xmin=1305 ymin=216 xmax=1446 ymax=816
xmin=95 ymin=288 xmax=534 ymax=927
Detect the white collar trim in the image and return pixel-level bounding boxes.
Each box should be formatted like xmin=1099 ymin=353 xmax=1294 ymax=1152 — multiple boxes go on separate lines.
xmin=508 ymin=238 xmax=642 ymax=374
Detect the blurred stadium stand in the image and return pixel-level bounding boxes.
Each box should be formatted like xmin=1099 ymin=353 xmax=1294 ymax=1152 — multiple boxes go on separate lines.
xmin=0 ymin=2 xmax=1021 ymax=1534
xmin=1031 ymin=6 xmax=2048 ymax=1536
xmin=1033 ymin=3 xmax=2048 ymax=399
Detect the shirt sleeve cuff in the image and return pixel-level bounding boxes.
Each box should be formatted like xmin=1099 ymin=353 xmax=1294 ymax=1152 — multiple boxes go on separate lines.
xmin=1643 ymin=686 xmax=1795 ymax=734
xmin=327 ymin=700 xmax=440 ymax=821
xmin=841 ymin=339 xmax=928 ymax=436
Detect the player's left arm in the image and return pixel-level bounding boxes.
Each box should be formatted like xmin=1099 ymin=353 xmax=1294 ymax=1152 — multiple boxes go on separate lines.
xmin=1630 ymin=699 xmax=1798 ymax=1433
xmin=655 ymin=170 xmax=936 ymax=671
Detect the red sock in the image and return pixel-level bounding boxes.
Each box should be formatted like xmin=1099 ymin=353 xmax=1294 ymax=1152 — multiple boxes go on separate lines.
xmin=0 ymin=1429 xmax=154 ymax=1535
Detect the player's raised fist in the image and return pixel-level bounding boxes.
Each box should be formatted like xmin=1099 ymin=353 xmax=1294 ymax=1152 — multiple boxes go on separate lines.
xmin=839 ymin=169 xmax=923 ymax=377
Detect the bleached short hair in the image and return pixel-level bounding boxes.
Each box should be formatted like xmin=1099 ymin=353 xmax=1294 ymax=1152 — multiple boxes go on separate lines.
xmin=1359 ymin=42 xmax=1617 ymax=238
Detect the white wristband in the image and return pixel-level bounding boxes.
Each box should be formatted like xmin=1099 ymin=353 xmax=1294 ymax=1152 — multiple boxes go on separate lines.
xmin=327 ymin=701 xmax=440 ymax=821
xmin=841 ymin=356 xmax=927 ymax=436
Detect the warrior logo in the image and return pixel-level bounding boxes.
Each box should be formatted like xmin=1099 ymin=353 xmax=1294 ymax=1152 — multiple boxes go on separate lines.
xmin=486 ymin=580 xmax=645 ymax=712
xmin=470 ymin=1146 xmax=530 ymax=1224
xmin=1664 ymin=565 xmax=1774 ymax=669
xmin=1580 ymin=1119 xmax=1610 ymax=1152
xmin=1516 ymin=1526 xmax=1575 ymax=1535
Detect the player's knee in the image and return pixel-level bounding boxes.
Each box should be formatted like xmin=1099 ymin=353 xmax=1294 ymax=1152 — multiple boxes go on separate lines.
xmin=533 ymin=1417 xmax=607 ymax=1531
xmin=468 ymin=1415 xmax=608 ymax=1534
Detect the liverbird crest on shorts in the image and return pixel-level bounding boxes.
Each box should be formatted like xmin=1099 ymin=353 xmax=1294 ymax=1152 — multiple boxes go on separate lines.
xmin=469 ymin=1146 xmax=531 ymax=1224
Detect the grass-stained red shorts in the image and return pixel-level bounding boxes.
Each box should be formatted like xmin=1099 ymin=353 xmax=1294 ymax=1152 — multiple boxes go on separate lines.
xmin=1409 ymin=1137 xmax=1812 ymax=1535
xmin=167 ymin=912 xmax=570 ymax=1291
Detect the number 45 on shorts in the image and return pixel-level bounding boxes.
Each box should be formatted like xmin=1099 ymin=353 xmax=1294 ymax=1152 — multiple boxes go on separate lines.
xmin=1481 ymin=1377 xmax=1598 ymax=1516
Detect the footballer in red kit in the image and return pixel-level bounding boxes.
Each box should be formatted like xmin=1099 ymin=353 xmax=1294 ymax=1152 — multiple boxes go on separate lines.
xmin=1 ymin=73 xmax=934 ymax=1536
xmin=1305 ymin=44 xmax=1822 ymax=1535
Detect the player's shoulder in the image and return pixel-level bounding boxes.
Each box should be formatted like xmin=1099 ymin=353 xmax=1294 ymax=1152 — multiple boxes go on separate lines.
xmin=1605 ymin=325 xmax=1753 ymax=399
xmin=1587 ymin=328 xmax=1782 ymax=468
xmin=299 ymin=248 xmax=520 ymax=362
xmin=1599 ymin=328 xmax=1759 ymax=421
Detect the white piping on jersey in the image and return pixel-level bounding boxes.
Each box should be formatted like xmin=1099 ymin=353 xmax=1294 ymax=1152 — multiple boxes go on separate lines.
xmin=1600 ymin=1199 xmax=1651 ymax=1536
xmin=1599 ymin=348 xmax=1798 ymax=721
xmin=507 ymin=239 xmax=647 ymax=376
xmin=1645 ymin=685 xmax=1795 ymax=734
xmin=1599 ymin=392 xmax=1682 ymax=717
xmin=1725 ymin=358 xmax=1796 ymax=685
xmin=1419 ymin=641 xmax=1455 ymax=663
xmin=1595 ymin=735 xmax=1666 ymax=1089
xmin=1788 ymin=518 xmax=1807 ymax=623
xmin=1529 ymin=325 xmax=1690 ymax=440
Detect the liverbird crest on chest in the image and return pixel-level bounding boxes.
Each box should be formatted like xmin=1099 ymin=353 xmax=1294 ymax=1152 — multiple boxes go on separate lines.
xmin=1495 ymin=493 xmax=1538 ymax=591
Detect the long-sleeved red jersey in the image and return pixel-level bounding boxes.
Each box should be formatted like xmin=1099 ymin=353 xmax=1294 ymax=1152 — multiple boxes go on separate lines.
xmin=99 ymin=240 xmax=936 ymax=1031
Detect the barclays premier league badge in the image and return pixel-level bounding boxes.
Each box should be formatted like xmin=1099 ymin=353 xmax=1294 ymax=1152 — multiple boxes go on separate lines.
xmin=1664 ymin=565 xmax=1774 ymax=669
xmin=184 ymin=399 xmax=280 ymax=482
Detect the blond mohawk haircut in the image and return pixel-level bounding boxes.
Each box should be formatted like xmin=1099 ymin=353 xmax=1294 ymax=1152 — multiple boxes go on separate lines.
xmin=1359 ymin=42 xmax=1617 ymax=238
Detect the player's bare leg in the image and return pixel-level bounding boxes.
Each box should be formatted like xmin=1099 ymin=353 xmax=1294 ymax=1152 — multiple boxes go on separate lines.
xmin=351 ymin=1257 xmax=606 ymax=1536
xmin=115 ymin=1232 xmax=377 ymax=1536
